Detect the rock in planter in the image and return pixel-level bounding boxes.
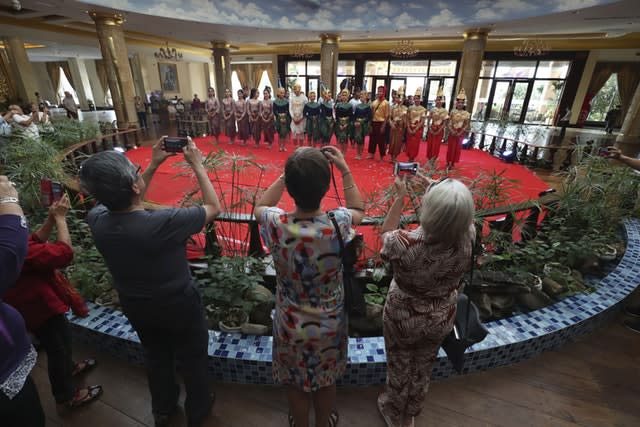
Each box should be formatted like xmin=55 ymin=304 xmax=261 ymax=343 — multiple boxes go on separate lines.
xmin=241 ymin=323 xmax=269 ymax=335
xmin=542 ymin=277 xmax=565 ymax=296
xmin=350 ymin=303 xmax=383 ymax=335
xmin=516 ymin=288 xmax=553 ymax=311
xmin=249 ymin=284 xmax=274 ymax=326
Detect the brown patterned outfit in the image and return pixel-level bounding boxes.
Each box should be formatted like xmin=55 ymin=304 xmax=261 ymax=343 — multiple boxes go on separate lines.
xmin=380 ymin=226 xmax=473 ymax=420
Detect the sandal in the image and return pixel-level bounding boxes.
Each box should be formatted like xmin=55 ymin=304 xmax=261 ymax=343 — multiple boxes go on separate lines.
xmin=328 ymin=408 xmax=339 ymax=427
xmin=377 ymin=393 xmax=399 ymax=427
xmin=66 ymin=385 xmax=103 ymax=409
xmin=72 ymin=359 xmax=97 ymax=377
xmin=288 ymin=412 xmax=295 ymax=427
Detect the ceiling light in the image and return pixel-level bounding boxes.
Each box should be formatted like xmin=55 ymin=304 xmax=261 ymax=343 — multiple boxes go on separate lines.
xmin=291 ymin=43 xmax=313 ymax=59
xmin=513 ymin=38 xmax=550 ymax=57
xmin=390 ymin=40 xmax=418 ymax=59
xmin=154 ymin=41 xmax=183 ymax=61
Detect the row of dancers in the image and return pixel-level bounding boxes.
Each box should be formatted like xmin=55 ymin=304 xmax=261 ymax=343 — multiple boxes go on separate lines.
xmin=202 ymin=85 xmax=471 ymax=167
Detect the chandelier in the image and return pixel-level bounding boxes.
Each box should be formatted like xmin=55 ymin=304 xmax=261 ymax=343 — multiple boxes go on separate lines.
xmin=154 ymin=41 xmax=183 ymax=61
xmin=513 ymin=38 xmax=550 ymax=57
xmin=291 ymin=43 xmax=313 ymax=59
xmin=390 ymin=40 xmax=418 ymax=59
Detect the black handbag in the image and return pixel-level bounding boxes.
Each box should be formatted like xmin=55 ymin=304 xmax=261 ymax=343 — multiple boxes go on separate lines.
xmin=328 ymin=211 xmax=366 ymax=317
xmin=441 ymin=249 xmax=489 ymax=373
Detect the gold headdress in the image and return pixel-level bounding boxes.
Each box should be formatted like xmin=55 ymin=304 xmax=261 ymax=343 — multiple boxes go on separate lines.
xmin=415 ymin=87 xmax=422 ymax=97
xmin=340 ymin=88 xmax=350 ymax=97
xmin=456 ymin=88 xmax=467 ymax=101
xmin=436 ymin=86 xmax=444 ymax=98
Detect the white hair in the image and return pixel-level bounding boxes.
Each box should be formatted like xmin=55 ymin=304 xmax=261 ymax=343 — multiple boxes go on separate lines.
xmin=419 ymin=178 xmax=475 ymax=246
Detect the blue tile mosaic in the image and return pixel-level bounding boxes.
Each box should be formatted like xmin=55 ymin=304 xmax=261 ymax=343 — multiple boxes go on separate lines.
xmin=68 ymin=218 xmax=640 ymax=386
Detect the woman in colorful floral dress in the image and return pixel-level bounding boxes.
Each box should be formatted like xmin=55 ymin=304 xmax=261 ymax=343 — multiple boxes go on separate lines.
xmin=377 ymin=176 xmax=475 ymax=427
xmin=256 ymin=146 xmax=365 ymax=427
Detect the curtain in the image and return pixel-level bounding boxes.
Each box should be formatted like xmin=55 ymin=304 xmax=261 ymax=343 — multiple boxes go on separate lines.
xmin=45 ymin=62 xmax=61 ymax=97
xmin=616 ymin=63 xmax=640 ymax=122
xmin=253 ymin=66 xmax=264 ymax=91
xmin=232 ymin=64 xmax=249 ymax=92
xmin=587 ymin=63 xmax=613 ymax=98
xmin=59 ymin=61 xmax=75 ymax=91
xmin=266 ymin=66 xmax=276 ymax=91
xmin=95 ymin=60 xmax=108 ymax=95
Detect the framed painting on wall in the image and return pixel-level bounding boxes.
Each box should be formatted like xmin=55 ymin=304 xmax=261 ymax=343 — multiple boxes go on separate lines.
xmin=158 ymin=63 xmax=179 ymax=92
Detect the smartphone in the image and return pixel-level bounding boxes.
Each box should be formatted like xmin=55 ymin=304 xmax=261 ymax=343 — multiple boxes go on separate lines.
xmin=40 ymin=178 xmax=63 ymax=207
xmin=163 ymin=136 xmax=188 ymax=153
xmin=598 ymin=147 xmax=610 ymax=157
xmin=393 ymin=162 xmax=418 ymax=176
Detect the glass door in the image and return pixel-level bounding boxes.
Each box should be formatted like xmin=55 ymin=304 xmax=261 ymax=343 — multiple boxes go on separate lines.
xmin=425 ymin=78 xmax=444 ymax=109
xmin=487 ymin=79 xmax=532 ymax=123
xmin=388 ymin=78 xmax=406 ymax=101
xmin=307 ymin=78 xmax=319 ymax=96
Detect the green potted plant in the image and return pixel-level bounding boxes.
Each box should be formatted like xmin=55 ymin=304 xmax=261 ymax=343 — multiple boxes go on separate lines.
xmin=193 ymin=256 xmax=270 ymax=332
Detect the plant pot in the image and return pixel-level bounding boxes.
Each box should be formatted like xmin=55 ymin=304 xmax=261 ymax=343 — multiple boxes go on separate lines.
xmin=594 ymin=243 xmax=617 ymax=262
xmin=218 ymin=309 xmax=248 ymax=333
xmin=523 ymin=273 xmax=543 ymax=292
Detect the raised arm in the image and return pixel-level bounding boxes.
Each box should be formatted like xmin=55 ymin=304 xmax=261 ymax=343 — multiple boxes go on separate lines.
xmin=322 ymin=146 xmax=365 ymax=225
xmin=381 ymin=177 xmax=408 ymax=234
xmin=183 ymin=139 xmax=221 ymax=223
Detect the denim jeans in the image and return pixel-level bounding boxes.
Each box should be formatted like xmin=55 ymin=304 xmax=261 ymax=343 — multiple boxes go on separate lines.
xmin=120 ymin=284 xmax=212 ymax=427
xmin=34 ymin=314 xmax=75 ymax=403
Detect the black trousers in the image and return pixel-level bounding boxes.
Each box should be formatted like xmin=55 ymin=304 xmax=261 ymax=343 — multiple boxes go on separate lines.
xmin=0 ymin=375 xmax=45 ymax=427
xmin=120 ymin=284 xmax=212 ymax=427
xmin=34 ymin=314 xmax=75 ymax=403
xmin=137 ymin=111 xmax=148 ymax=129
xmin=368 ymin=121 xmax=388 ymax=157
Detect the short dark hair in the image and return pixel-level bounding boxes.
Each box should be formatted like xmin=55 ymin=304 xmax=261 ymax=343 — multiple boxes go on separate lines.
xmin=284 ymin=147 xmax=330 ymax=211
xmin=79 ymin=151 xmax=138 ymax=211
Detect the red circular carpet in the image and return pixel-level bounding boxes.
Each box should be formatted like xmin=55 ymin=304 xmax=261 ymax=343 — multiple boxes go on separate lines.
xmin=126 ymin=135 xmax=550 ymax=257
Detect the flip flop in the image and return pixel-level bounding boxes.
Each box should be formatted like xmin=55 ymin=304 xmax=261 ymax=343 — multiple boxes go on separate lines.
xmin=66 ymin=385 xmax=103 ymax=409
xmin=328 ymin=408 xmax=339 ymax=427
xmin=72 ymin=358 xmax=97 ymax=377
xmin=377 ymin=394 xmax=399 ymax=427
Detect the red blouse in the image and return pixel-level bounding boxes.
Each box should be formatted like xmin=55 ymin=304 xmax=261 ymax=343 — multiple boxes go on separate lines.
xmin=3 ymin=234 xmax=74 ymax=331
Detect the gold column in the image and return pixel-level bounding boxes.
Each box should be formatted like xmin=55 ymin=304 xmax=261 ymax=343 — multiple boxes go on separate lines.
xmin=211 ymin=41 xmax=231 ymax=100
xmin=89 ymin=12 xmax=138 ymax=128
xmin=457 ymin=29 xmax=489 ymax=116
xmin=320 ymin=34 xmax=339 ymax=98
xmin=616 ymin=81 xmax=640 ymax=149
xmin=129 ymin=53 xmax=147 ymax=98
xmin=1 ymin=36 xmax=40 ymax=104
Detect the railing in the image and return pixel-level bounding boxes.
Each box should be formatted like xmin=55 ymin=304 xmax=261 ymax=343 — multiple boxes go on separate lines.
xmin=59 ymin=133 xmax=560 ymax=258
xmin=467 ymin=130 xmax=609 ymax=171
xmin=176 ymin=111 xmax=210 ymax=137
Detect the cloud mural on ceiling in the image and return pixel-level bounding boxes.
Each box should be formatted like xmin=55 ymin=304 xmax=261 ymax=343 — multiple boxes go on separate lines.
xmin=81 ymin=0 xmax=614 ymax=31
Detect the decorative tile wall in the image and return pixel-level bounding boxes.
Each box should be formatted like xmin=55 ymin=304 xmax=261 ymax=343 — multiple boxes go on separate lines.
xmin=69 ymin=219 xmax=640 ymax=385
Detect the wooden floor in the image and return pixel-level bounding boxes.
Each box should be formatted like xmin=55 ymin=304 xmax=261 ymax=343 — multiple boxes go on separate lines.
xmin=36 ymin=307 xmax=640 ymax=427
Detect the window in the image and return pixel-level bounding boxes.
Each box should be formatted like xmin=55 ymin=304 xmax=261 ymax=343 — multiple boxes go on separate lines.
xmin=57 ymin=67 xmax=79 ymax=104
xmin=525 ymin=80 xmax=565 ymax=124
xmin=231 ymin=71 xmax=242 ymax=99
xmin=257 ymin=70 xmax=273 ymax=98
xmin=389 ymin=60 xmax=428 ymax=75
xmin=365 ymin=61 xmax=388 ymax=75
xmin=495 ymin=61 xmax=536 ymax=78
xmin=429 ymin=60 xmax=457 ymax=76
xmin=535 ymin=61 xmax=570 ymax=79
xmin=587 ymin=74 xmax=621 ymax=122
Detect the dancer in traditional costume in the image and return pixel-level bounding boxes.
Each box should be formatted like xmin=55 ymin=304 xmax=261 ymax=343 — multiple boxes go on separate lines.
xmin=289 ymin=84 xmax=308 ymax=148
xmin=303 ymin=91 xmax=322 ymax=146
xmin=368 ymin=86 xmax=391 ymax=161
xmin=235 ymin=89 xmax=250 ymax=145
xmin=248 ymin=88 xmax=261 ymax=147
xmin=425 ymin=87 xmax=448 ymax=165
xmin=222 ymin=88 xmax=236 ymax=144
xmin=388 ymin=91 xmax=408 ymax=162
xmin=405 ymin=89 xmax=427 ymax=163
xmin=334 ymin=89 xmax=353 ymax=155
xmin=319 ymin=89 xmax=334 ymax=146
xmin=260 ymin=89 xmax=275 ymax=149
xmin=274 ymin=87 xmax=291 ymax=152
xmin=446 ymin=89 xmax=470 ymax=168
xmin=352 ymin=91 xmax=372 ymax=159
xmin=205 ymin=87 xmax=221 ymax=143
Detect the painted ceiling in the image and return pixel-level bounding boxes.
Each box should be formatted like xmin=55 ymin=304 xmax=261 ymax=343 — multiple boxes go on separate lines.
xmin=81 ymin=0 xmax=616 ymax=32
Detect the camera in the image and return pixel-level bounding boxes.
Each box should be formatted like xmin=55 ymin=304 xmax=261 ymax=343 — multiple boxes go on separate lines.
xmin=598 ymin=147 xmax=610 ymax=157
xmin=393 ymin=162 xmax=418 ymax=176
xmin=163 ymin=136 xmax=188 ymax=153
xmin=40 ymin=179 xmax=63 ymax=207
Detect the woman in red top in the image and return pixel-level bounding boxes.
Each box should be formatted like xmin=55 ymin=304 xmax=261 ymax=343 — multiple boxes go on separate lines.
xmin=4 ymin=194 xmax=102 ymax=409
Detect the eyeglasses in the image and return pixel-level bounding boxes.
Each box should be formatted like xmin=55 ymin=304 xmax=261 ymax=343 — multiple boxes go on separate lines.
xmin=427 ymin=177 xmax=449 ymax=192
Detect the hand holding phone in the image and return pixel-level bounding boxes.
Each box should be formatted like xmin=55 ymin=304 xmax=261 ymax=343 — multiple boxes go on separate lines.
xmin=598 ymin=147 xmax=610 ymax=157
xmin=393 ymin=162 xmax=418 ymax=176
xmin=162 ymin=136 xmax=189 ymax=153
xmin=40 ymin=179 xmax=64 ymax=207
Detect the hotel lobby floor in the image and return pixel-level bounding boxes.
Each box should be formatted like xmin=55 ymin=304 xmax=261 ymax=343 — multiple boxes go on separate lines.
xmin=36 ymin=308 xmax=640 ymax=427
